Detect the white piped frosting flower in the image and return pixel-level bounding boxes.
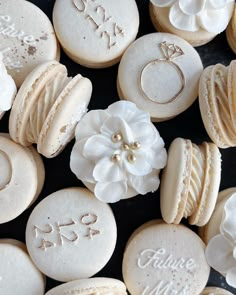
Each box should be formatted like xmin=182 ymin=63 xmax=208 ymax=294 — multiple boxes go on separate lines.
xmin=70 ymin=101 xmax=167 ymax=203
xmin=150 ymin=0 xmax=234 ymax=33
xmin=0 ymin=52 xmax=17 ymax=119
xmin=206 ymin=193 xmax=236 ymax=288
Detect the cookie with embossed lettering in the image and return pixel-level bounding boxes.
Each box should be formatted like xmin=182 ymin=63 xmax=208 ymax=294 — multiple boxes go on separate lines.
xmin=201 ymin=286 xmax=234 ymax=295
xmin=53 ymin=0 xmax=139 ymax=68
xmin=25 ymin=187 xmax=117 ymax=282
xmin=0 ymin=239 xmax=45 ymax=295
xmin=199 ymin=60 xmax=236 ymax=148
xmin=122 ymin=220 xmax=210 ymax=295
xmin=0 ymin=0 xmax=59 ymax=87
xmin=160 ymin=138 xmax=221 ymax=226
xmin=0 ymin=133 xmax=45 ymax=224
xmin=117 ymin=33 xmax=203 ymax=121
xmin=45 ymin=277 xmax=127 ymax=295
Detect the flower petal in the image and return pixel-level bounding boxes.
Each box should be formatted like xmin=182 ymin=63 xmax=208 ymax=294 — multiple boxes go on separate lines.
xmin=94 ymin=181 xmax=127 ymax=203
xmin=93 ymin=157 xmax=125 ymax=182
xmin=75 ymin=110 xmax=109 ymax=141
xmin=100 ymin=116 xmax=134 ymax=144
xmin=124 ymin=150 xmax=152 ymax=176
xmin=147 ymin=145 xmax=167 ymax=170
xmin=150 ymin=0 xmax=176 ymax=7
xmin=129 ymin=122 xmax=157 ymax=148
xmin=107 ymin=101 xmax=150 ymax=125
xmin=169 ymin=2 xmax=200 ymax=31
xmin=199 ymin=4 xmax=234 ymax=33
xmin=226 ymin=267 xmax=236 ymax=288
xmin=128 ymin=170 xmax=160 ymax=194
xmin=179 ymin=0 xmax=206 ymax=15
xmin=220 ymin=193 xmax=236 ymax=242
xmin=83 ymin=134 xmax=114 ymax=161
xmin=70 ymin=139 xmax=95 ymax=183
xmin=207 ymin=0 xmax=228 ymax=9
xmin=206 ymin=234 xmax=235 ymax=274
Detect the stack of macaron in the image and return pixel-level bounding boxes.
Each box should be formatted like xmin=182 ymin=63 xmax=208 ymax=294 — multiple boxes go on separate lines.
xmin=1 ymin=0 xmax=236 ymax=293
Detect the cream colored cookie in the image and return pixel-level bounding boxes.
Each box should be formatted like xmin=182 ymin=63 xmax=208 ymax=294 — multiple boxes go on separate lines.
xmin=117 ymin=33 xmax=203 ymax=121
xmin=0 ymin=134 xmax=44 ymax=223
xmin=9 ymin=61 xmax=92 ymax=158
xmin=149 ymin=0 xmax=234 ymax=47
xmin=199 ymin=61 xmax=236 ymax=148
xmin=0 ymin=239 xmax=45 ymax=295
xmin=199 ymin=187 xmax=236 ymax=244
xmin=0 ymin=0 xmax=59 ymax=87
xmin=53 ymin=0 xmax=139 ymax=68
xmin=26 ymin=187 xmax=117 ymax=282
xmin=122 ymin=221 xmax=210 ymax=295
xmin=45 ymin=277 xmax=127 ymax=295
xmin=160 ymin=138 xmax=221 ymax=226
xmin=226 ymin=4 xmax=236 ymax=53
xmin=201 ymin=286 xmax=234 ymax=294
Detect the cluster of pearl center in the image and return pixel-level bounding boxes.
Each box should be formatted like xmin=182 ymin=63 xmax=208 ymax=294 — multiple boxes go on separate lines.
xmin=110 ymin=133 xmax=141 ymax=164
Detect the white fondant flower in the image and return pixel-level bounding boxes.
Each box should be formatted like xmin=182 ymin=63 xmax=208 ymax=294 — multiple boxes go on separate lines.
xmin=70 ymin=101 xmax=167 ymax=203
xmin=206 ymin=193 xmax=236 ymax=288
xmin=0 ymin=53 xmax=17 ymax=117
xmin=150 ymin=0 xmax=234 ymax=33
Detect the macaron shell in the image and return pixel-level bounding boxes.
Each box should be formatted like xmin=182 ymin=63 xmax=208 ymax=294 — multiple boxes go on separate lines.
xmin=38 ymin=74 xmax=92 ymax=158
xmin=0 ymin=135 xmax=38 ymax=223
xmin=118 ymin=32 xmax=203 ymax=121
xmin=45 ymin=277 xmax=127 ymax=295
xmin=226 ymin=4 xmax=236 ymax=54
xmin=200 ymin=286 xmax=234 ymax=294
xmin=0 ymin=0 xmax=59 ymax=87
xmin=9 ymin=61 xmax=66 ymax=146
xmin=189 ymin=142 xmax=221 ymax=226
xmin=160 ymin=138 xmax=191 ymax=223
xmin=149 ymin=4 xmax=216 ymax=47
xmin=53 ymin=0 xmax=139 ymax=68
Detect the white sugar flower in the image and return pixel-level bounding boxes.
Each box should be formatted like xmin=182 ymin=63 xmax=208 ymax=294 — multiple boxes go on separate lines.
xmin=150 ymin=0 xmax=234 ymax=33
xmin=206 ymin=193 xmax=236 ymax=288
xmin=70 ymin=101 xmax=167 ymax=203
xmin=0 ymin=52 xmax=17 ymax=119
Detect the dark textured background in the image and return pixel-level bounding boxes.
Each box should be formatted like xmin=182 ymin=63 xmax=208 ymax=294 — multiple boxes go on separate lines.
xmin=0 ymin=0 xmax=236 ymax=293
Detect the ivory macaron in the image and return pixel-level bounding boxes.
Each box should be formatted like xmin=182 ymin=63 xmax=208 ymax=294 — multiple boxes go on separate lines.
xmin=53 ymin=0 xmax=139 ymax=68
xmin=122 ymin=220 xmax=210 ymax=295
xmin=117 ymin=33 xmax=203 ymax=121
xmin=0 ymin=239 xmax=45 ymax=295
xmin=201 ymin=287 xmax=234 ymax=295
xmin=9 ymin=60 xmax=92 ymax=158
xmin=160 ymin=137 xmax=221 ymax=226
xmin=45 ymin=277 xmax=127 ymax=295
xmin=199 ymin=60 xmax=236 ymax=148
xmin=226 ymin=4 xmax=236 ymax=53
xmin=0 ymin=0 xmax=59 ymax=87
xmin=149 ymin=0 xmax=234 ymax=47
xmin=26 ymin=187 xmax=117 ymax=282
xmin=0 ymin=133 xmax=44 ymax=223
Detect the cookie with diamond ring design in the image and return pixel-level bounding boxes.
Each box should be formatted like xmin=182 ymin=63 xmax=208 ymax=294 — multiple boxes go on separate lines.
xmin=118 ymin=33 xmax=203 ymax=121
xmin=140 ymin=41 xmax=185 ymax=105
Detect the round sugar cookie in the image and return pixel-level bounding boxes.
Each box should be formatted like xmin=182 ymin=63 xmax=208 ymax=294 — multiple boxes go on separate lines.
xmin=26 ymin=187 xmax=117 ymax=282
xmin=117 ymin=33 xmax=203 ymax=121
xmin=0 ymin=134 xmax=45 ymax=224
xmin=0 ymin=239 xmax=45 ymax=295
xmin=0 ymin=0 xmax=59 ymax=87
xmin=45 ymin=277 xmax=127 ymax=295
xmin=53 ymin=0 xmax=139 ymax=68
xmin=122 ymin=220 xmax=210 ymax=295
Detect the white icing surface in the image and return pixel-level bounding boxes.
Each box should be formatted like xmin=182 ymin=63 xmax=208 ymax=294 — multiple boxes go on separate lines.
xmin=70 ymin=101 xmax=167 ymax=203
xmin=0 ymin=53 xmax=16 ymax=114
xmin=150 ymin=0 xmax=234 ymax=33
